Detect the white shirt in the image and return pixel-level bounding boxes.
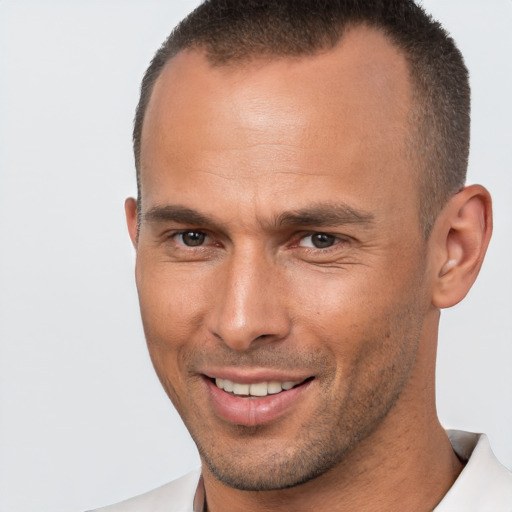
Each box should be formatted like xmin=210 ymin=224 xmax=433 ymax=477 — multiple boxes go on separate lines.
xmin=435 ymin=430 xmax=512 ymax=511
xmin=90 ymin=430 xmax=512 ymax=512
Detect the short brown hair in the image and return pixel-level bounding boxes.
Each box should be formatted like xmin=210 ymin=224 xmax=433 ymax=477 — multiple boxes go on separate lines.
xmin=133 ymin=0 xmax=470 ymax=237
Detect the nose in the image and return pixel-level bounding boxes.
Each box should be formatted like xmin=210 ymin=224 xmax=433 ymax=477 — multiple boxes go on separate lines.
xmin=207 ymin=246 xmax=291 ymax=351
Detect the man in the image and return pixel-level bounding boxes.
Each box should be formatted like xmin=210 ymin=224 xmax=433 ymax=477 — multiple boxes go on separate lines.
xmin=93 ymin=0 xmax=512 ymax=510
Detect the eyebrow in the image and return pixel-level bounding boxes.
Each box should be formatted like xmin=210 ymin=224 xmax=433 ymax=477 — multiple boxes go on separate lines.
xmin=143 ymin=202 xmax=375 ymax=230
xmin=144 ymin=205 xmax=214 ymax=226
xmin=274 ymin=203 xmax=375 ymax=228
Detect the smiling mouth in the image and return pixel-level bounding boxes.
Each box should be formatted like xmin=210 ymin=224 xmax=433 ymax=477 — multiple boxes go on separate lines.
xmin=204 ymin=374 xmax=315 ymax=425
xmin=212 ymin=377 xmax=313 ymax=397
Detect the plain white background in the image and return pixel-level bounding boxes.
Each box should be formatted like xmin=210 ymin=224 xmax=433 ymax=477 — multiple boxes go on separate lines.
xmin=0 ymin=1 xmax=510 ymax=511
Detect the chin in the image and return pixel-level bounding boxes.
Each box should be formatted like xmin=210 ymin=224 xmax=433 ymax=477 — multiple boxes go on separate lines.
xmin=202 ymin=449 xmax=341 ymax=491
xmin=194 ymin=417 xmax=364 ymax=492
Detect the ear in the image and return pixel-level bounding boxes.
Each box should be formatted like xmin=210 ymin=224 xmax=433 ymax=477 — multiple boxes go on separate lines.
xmin=125 ymin=197 xmax=138 ymax=249
xmin=431 ymin=185 xmax=492 ymax=309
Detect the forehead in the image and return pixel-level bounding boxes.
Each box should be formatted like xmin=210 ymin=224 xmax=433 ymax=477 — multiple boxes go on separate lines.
xmin=139 ymin=26 xmax=417 ymax=231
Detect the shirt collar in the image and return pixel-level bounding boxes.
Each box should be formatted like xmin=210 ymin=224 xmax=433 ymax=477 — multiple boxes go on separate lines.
xmin=193 ymin=474 xmax=206 ymax=512
xmin=435 ymin=430 xmax=512 ymax=510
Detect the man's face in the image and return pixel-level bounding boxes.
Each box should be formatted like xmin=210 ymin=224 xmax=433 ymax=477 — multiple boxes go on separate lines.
xmin=131 ymin=27 xmax=434 ymax=490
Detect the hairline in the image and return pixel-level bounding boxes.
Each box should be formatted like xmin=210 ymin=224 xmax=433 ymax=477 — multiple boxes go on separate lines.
xmin=134 ymin=22 xmax=461 ymax=239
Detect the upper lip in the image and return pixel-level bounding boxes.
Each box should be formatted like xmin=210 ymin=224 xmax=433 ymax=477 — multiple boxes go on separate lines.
xmin=201 ymin=367 xmax=313 ymax=384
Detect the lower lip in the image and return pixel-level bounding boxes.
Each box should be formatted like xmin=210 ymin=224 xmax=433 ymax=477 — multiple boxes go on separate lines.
xmin=204 ymin=378 xmax=312 ymax=427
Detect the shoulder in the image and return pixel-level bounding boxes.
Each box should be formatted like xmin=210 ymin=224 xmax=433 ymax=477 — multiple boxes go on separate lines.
xmin=87 ymin=469 xmax=201 ymax=512
xmin=435 ymin=430 xmax=512 ymax=511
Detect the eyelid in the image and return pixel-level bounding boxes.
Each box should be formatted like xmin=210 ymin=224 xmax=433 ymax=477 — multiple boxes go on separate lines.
xmin=295 ymin=231 xmax=345 ymax=250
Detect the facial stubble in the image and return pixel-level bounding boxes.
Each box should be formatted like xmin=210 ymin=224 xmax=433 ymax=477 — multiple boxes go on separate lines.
xmin=156 ymin=296 xmax=424 ymax=493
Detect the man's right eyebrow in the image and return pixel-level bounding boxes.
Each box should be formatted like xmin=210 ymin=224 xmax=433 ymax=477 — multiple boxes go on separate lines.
xmin=143 ymin=205 xmax=214 ymax=226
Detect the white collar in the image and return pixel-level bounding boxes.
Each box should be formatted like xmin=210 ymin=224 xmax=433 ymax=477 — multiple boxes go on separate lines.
xmin=434 ymin=430 xmax=512 ymax=511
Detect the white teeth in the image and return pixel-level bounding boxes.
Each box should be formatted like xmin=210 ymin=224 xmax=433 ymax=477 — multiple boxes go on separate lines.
xmin=214 ymin=378 xmax=303 ymax=397
xmin=249 ymin=382 xmax=268 ymax=397
xmin=267 ymin=381 xmax=282 ymax=394
xmin=232 ymin=383 xmax=250 ymax=395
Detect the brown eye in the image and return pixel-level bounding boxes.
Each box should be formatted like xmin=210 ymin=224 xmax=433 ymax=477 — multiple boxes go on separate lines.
xmin=299 ymin=233 xmax=337 ymax=249
xmin=177 ymin=231 xmax=207 ymax=246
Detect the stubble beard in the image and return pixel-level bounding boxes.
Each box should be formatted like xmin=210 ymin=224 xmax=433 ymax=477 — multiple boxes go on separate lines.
xmin=179 ymin=318 xmax=422 ymax=492
xmin=151 ymin=260 xmax=428 ymax=493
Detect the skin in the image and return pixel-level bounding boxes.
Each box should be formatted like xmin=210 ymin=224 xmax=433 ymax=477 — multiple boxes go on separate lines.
xmin=127 ymin=26 xmax=492 ymax=512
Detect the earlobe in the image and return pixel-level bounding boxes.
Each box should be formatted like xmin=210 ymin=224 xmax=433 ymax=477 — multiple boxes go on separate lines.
xmin=125 ymin=197 xmax=139 ymax=248
xmin=431 ymin=185 xmax=492 ymax=309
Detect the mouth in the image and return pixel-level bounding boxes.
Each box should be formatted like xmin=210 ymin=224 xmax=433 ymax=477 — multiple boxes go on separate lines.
xmin=202 ymin=373 xmax=314 ymax=426
xmin=212 ymin=377 xmax=311 ymax=397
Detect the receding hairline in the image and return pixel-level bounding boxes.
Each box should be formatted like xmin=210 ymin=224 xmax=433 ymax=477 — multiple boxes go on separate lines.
xmin=138 ymin=21 xmax=415 ymax=165
xmin=137 ymin=23 xmax=421 ymax=196
xmin=133 ymin=2 xmax=470 ymax=239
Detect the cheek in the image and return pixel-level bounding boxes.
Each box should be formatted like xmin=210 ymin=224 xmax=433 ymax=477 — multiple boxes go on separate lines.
xmin=136 ymin=259 xmax=210 ymax=341
xmin=290 ymin=265 xmax=424 ymax=378
xmin=134 ymin=262 xmax=212 ymax=399
xmin=288 ymin=267 xmax=378 ymax=340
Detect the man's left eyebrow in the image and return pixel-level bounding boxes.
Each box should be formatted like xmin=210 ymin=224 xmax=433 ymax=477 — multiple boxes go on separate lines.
xmin=274 ymin=203 xmax=375 ymax=228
